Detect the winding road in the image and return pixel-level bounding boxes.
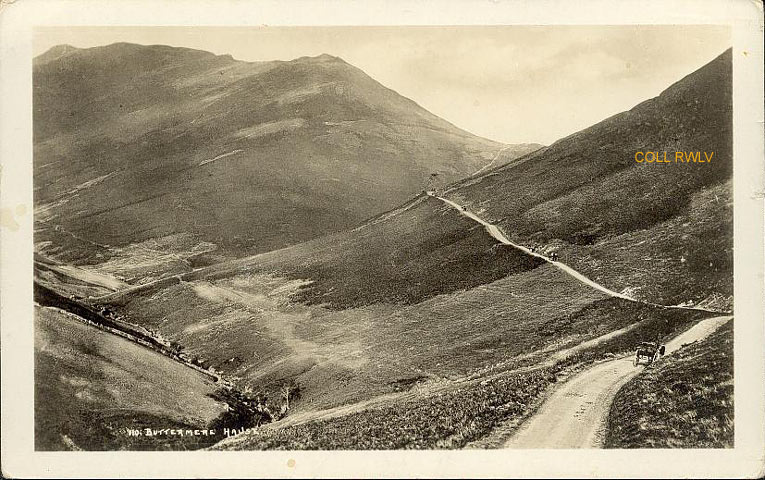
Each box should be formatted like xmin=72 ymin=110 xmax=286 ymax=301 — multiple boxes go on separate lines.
xmin=96 ymin=192 xmax=726 ymax=315
xmin=472 ymin=145 xmax=512 ymax=176
xmin=427 ymin=192 xmax=732 ymax=448
xmin=428 ymin=192 xmax=728 ymax=315
xmin=504 ymin=315 xmax=732 ymax=448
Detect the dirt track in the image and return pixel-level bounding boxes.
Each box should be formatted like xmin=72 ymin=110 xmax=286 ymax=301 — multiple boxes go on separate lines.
xmin=430 ymin=193 xmax=728 ymax=315
xmin=503 ymin=315 xmax=732 ymax=448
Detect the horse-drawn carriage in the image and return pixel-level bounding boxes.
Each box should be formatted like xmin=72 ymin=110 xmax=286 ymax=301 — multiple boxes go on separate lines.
xmin=633 ymin=341 xmax=664 ymax=366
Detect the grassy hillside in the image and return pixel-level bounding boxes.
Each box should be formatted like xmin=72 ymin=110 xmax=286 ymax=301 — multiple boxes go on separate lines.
xmin=213 ymin=302 xmax=707 ymax=450
xmin=107 ymin=195 xmax=602 ymax=409
xmin=106 ymin=190 xmax=710 ymax=415
xmin=35 ymin=306 xmax=227 ymax=450
xmin=442 ymin=49 xmax=732 ymax=308
xmin=605 ymin=320 xmax=733 ymax=448
xmin=34 ymin=253 xmax=126 ymax=298
xmin=34 ymin=42 xmax=518 ymax=277
xmin=238 ymin=195 xmax=545 ymax=308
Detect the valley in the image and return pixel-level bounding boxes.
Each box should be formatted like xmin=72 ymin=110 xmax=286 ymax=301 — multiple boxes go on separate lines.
xmin=33 ymin=43 xmax=734 ymax=451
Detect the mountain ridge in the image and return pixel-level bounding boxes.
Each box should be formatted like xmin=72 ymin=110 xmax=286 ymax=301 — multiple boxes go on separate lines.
xmin=33 ymin=42 xmax=539 ymax=273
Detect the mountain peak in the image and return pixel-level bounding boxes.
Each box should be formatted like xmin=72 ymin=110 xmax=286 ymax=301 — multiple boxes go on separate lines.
xmin=316 ymin=53 xmax=341 ymax=61
xmin=99 ymin=42 xmax=220 ymax=59
xmin=34 ymin=42 xmax=240 ymax=74
xmin=293 ymin=53 xmax=347 ymax=64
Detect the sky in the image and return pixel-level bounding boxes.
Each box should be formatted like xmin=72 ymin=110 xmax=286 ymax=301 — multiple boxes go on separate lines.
xmin=34 ymin=26 xmax=730 ymax=145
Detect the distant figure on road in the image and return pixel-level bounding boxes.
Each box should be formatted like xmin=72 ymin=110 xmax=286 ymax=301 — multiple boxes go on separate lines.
xmin=658 ymin=344 xmax=666 ymax=357
xmin=550 ymin=252 xmax=559 ymax=261
xmin=427 ymin=172 xmax=440 ymax=192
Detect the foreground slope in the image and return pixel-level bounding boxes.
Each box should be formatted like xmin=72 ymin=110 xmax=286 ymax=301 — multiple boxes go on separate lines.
xmin=605 ymin=319 xmax=733 ymax=448
xmin=443 ymin=49 xmax=732 ymax=308
xmin=35 ymin=306 xmax=226 ymax=450
xmin=213 ymin=308 xmax=713 ymax=450
xmin=34 ymin=42 xmax=524 ymax=273
xmin=504 ymin=315 xmax=731 ymax=448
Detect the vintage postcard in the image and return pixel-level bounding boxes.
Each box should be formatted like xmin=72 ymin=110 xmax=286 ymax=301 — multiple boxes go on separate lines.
xmin=1 ymin=0 xmax=764 ymax=478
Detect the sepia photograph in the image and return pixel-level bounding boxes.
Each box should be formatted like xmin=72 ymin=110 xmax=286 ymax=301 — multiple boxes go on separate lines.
xmin=29 ymin=22 xmax=737 ymax=451
xmin=1 ymin=0 xmax=764 ymax=478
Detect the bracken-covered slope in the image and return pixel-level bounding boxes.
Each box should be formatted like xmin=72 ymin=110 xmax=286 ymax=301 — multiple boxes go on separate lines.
xmin=34 ymin=306 xmax=226 ymax=450
xmin=34 ymin=42 xmax=518 ymax=270
xmin=442 ymin=48 xmax=732 ymax=308
xmin=113 ymin=193 xmax=696 ymax=412
xmin=605 ymin=320 xmax=733 ymax=448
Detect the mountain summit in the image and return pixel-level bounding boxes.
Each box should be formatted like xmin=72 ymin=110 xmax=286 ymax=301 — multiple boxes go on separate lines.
xmin=33 ymin=43 xmax=538 ymax=266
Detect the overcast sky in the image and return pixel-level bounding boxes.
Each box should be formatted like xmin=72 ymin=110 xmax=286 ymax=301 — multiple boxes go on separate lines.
xmin=35 ymin=26 xmax=730 ymax=145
